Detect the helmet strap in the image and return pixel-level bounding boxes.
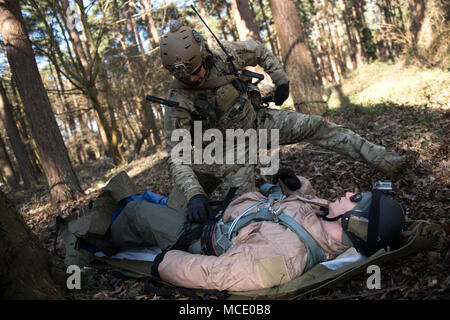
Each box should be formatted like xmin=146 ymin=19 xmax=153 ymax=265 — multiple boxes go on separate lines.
xmin=317 ymin=207 xmax=343 ymax=222
xmin=366 ymin=189 xmax=382 ymax=255
xmin=341 ymin=231 xmax=354 ymax=247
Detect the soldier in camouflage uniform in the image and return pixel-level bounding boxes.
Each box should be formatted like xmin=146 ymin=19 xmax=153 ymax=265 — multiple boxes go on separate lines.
xmin=160 ymin=21 xmax=411 ymax=223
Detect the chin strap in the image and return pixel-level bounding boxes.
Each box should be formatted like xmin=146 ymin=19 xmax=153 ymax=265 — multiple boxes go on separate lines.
xmin=316 ymin=207 xmax=343 ymax=222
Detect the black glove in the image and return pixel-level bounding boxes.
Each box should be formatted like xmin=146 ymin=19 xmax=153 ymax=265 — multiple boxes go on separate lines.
xmin=272 ymin=168 xmax=302 ymax=191
xmin=274 ymin=83 xmax=289 ymax=106
xmin=186 ymin=194 xmax=210 ymax=223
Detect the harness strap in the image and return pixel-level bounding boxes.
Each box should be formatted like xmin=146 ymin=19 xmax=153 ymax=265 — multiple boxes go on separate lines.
xmin=260 ymin=183 xmax=283 ymax=199
xmin=278 ymin=213 xmax=327 ymax=272
xmin=220 ymin=208 xmax=327 ymax=272
xmin=366 ymin=189 xmax=382 ymax=256
xmin=211 ymin=184 xmax=327 ymax=273
xmin=169 ymin=75 xmax=238 ymax=90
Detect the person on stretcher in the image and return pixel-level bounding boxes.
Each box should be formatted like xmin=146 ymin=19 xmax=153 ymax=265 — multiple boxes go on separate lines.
xmin=104 ymin=168 xmax=405 ymax=292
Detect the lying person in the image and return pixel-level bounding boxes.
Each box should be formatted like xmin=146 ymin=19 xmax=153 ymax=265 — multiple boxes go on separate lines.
xmin=100 ymin=169 xmax=405 ymax=292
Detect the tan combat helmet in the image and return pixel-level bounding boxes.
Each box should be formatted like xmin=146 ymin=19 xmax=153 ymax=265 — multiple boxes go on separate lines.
xmin=160 ymin=20 xmax=208 ymax=79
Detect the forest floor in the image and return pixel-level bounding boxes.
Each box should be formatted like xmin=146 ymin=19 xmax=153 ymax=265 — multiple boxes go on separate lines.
xmin=4 ymin=60 xmax=449 ymax=300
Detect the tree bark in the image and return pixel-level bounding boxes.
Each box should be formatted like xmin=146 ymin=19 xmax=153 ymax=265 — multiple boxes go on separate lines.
xmin=214 ymin=4 xmax=230 ymax=40
xmin=127 ymin=1 xmax=146 ymax=55
xmin=142 ymin=98 xmax=161 ymax=145
xmin=348 ymin=0 xmax=366 ymax=65
xmin=52 ymin=62 xmax=77 ymax=136
xmin=409 ymin=0 xmax=433 ymax=50
xmin=122 ymin=0 xmax=145 ymax=77
xmin=60 ymin=0 xmax=90 ymax=74
xmin=314 ymin=0 xmax=341 ymax=83
xmin=139 ymin=0 xmax=160 ymax=48
xmin=0 ymin=133 xmax=18 ymax=188
xmin=268 ymin=0 xmax=325 ymax=114
xmin=229 ymin=0 xmax=262 ymax=42
xmin=229 ymin=0 xmax=272 ymax=88
xmin=338 ymin=0 xmax=357 ymax=68
xmin=0 ymin=80 xmax=37 ymax=188
xmin=224 ymin=1 xmax=239 ymax=41
xmin=0 ymin=190 xmax=66 ymax=299
xmin=377 ymin=0 xmax=395 ymax=61
xmin=256 ymin=0 xmax=280 ymax=59
xmin=8 ymin=76 xmax=43 ymax=180
xmin=0 ymin=0 xmax=83 ymax=202
xmin=352 ymin=0 xmax=377 ymax=61
xmin=197 ymin=1 xmax=214 ymax=48
xmin=327 ymin=2 xmax=347 ymax=75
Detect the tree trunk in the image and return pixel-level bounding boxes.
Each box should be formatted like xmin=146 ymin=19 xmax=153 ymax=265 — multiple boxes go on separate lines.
xmin=214 ymin=4 xmax=230 ymax=40
xmin=197 ymin=1 xmax=214 ymax=48
xmin=409 ymin=0 xmax=426 ymax=43
xmin=0 ymin=0 xmax=83 ymax=202
xmin=0 ymin=190 xmax=66 ymax=299
xmin=60 ymin=0 xmax=90 ymax=73
xmin=66 ymin=0 xmax=125 ymax=165
xmin=52 ymin=62 xmax=78 ymax=136
xmin=86 ymin=85 xmax=124 ymax=165
xmin=0 ymin=133 xmax=19 ymax=188
xmin=409 ymin=0 xmax=433 ymax=50
xmin=327 ymin=2 xmax=347 ymax=75
xmin=256 ymin=0 xmax=280 ymax=59
xmin=268 ymin=0 xmax=325 ymax=114
xmin=224 ymin=1 xmax=239 ymax=41
xmin=229 ymin=0 xmax=272 ymax=88
xmin=314 ymin=0 xmax=341 ymax=83
xmin=381 ymin=0 xmax=395 ymax=60
xmin=142 ymin=98 xmax=161 ymax=144
xmin=338 ymin=0 xmax=357 ymax=68
xmin=352 ymin=0 xmax=377 ymax=61
xmin=229 ymin=0 xmax=262 ymax=42
xmin=127 ymin=1 xmax=146 ymax=55
xmin=348 ymin=0 xmax=366 ymax=65
xmin=139 ymin=0 xmax=160 ymax=48
xmin=113 ymin=0 xmax=163 ymax=153
xmin=9 ymin=75 xmax=43 ymax=181
xmin=122 ymin=0 xmax=145 ymax=79
xmin=0 ymin=80 xmax=37 ymax=188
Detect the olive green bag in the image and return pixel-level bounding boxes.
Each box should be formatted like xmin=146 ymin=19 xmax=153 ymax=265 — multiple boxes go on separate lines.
xmin=60 ymin=171 xmax=188 ymax=268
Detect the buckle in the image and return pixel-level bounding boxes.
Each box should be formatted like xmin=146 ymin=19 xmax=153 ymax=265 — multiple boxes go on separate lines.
xmin=373 ymin=181 xmax=394 ymax=191
xmin=269 ymin=205 xmax=285 ymax=222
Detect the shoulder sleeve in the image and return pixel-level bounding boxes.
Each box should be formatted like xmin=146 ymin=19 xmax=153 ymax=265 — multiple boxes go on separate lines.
xmin=225 ymin=40 xmax=289 ymax=86
xmin=164 ymin=89 xmax=206 ymax=201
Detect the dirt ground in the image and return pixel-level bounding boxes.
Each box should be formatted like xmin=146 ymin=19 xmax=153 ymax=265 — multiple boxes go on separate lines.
xmin=6 ymin=100 xmax=449 ymax=300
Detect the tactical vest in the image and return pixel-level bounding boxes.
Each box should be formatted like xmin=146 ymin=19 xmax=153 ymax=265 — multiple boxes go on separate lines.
xmin=168 ymin=55 xmax=260 ymax=132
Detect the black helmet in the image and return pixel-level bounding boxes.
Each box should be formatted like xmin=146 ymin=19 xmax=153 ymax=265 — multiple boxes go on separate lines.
xmin=341 ymin=182 xmax=405 ymax=256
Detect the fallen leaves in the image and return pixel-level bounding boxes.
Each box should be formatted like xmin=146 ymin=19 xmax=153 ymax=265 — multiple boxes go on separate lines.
xmin=4 ymin=99 xmax=449 ymax=300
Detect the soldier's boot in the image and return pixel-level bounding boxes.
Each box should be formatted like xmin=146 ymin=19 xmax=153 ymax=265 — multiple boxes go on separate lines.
xmin=376 ymin=151 xmax=418 ymax=177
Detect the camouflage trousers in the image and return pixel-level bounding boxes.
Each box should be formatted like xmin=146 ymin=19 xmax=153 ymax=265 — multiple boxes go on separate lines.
xmin=167 ymin=108 xmax=386 ymax=208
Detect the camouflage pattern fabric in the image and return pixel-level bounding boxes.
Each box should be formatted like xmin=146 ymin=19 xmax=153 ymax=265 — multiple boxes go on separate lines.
xmin=163 ymin=40 xmax=386 ymax=206
xmin=256 ymin=108 xmax=385 ymax=164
